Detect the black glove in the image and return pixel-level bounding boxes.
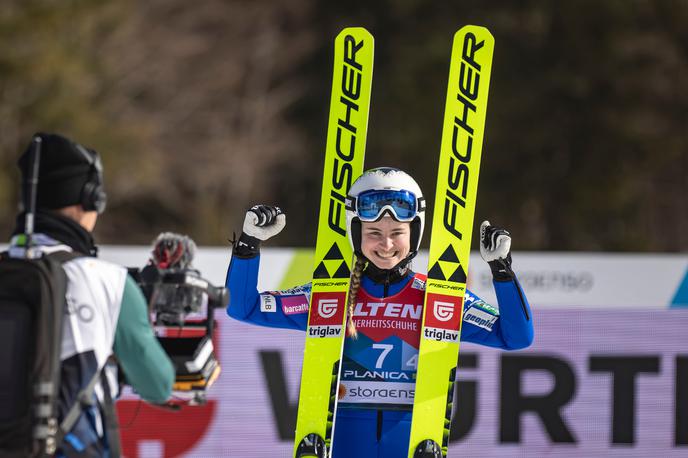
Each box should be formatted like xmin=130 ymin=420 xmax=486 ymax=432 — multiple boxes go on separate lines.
xmin=232 ymin=205 xmax=285 ymax=258
xmin=479 ymin=220 xmax=515 ymax=282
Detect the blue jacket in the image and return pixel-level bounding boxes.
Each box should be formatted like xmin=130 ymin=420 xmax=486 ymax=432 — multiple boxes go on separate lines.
xmin=226 ymin=254 xmax=533 ymax=373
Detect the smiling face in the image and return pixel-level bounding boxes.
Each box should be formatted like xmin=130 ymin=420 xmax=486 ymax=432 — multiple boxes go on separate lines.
xmin=360 ymin=216 xmax=411 ymax=270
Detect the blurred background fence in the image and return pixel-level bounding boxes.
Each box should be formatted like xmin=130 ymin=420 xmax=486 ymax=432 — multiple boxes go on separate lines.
xmin=103 ymin=246 xmax=688 ymax=457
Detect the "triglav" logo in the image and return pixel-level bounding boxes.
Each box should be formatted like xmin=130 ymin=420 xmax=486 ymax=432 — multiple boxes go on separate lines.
xmin=318 ymin=298 xmax=339 ymax=318
xmin=433 ymin=300 xmax=455 ymax=322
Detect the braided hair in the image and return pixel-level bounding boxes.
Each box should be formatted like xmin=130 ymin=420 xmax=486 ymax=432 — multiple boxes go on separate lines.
xmin=346 ymin=256 xmax=367 ymax=339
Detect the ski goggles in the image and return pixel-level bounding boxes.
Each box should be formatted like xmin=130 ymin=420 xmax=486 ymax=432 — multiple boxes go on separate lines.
xmin=347 ymin=189 xmax=425 ymax=222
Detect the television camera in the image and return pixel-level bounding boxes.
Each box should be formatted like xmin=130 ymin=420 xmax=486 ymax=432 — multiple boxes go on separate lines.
xmin=128 ymin=233 xmax=229 ymax=406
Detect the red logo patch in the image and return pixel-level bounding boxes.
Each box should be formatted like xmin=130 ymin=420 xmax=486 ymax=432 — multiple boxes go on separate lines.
xmin=423 ymin=292 xmax=463 ymax=332
xmin=308 ymin=291 xmax=346 ymax=326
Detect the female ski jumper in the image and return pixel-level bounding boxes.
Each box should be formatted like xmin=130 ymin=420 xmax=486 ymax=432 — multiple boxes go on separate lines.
xmin=226 ymin=168 xmax=533 ymax=458
xmin=226 ymin=252 xmax=533 ymax=457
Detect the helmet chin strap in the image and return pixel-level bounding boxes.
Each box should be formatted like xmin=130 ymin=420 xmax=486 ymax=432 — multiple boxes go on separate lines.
xmin=360 ymin=250 xmax=418 ymax=285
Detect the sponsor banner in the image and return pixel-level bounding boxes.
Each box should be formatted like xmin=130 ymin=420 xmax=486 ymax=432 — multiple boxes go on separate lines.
xmin=95 ymin=246 xmax=688 ymax=308
xmin=416 ymin=251 xmax=688 ymax=309
xmin=113 ymin=308 xmax=688 ymax=457
xmin=422 ymin=326 xmax=460 ymax=343
xmin=307 ymin=324 xmax=343 ymax=339
xmin=307 ymin=291 xmax=346 ymax=338
xmin=463 ymin=306 xmax=497 ymax=331
xmin=422 ymin=292 xmax=463 ymax=339
xmin=339 ymin=380 xmax=415 ymax=406
xmin=308 ymin=292 xmax=345 ymax=325
xmin=412 ymin=277 xmax=426 ymax=290
xmin=259 ymin=294 xmax=276 ymax=313
xmin=282 ymin=297 xmax=309 ymax=315
xmin=671 ymin=267 xmax=688 ymax=308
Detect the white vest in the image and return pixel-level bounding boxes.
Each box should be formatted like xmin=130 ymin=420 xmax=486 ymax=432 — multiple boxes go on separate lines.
xmin=9 ymin=235 xmax=129 ymax=442
xmin=60 ymin=256 xmax=126 ymax=368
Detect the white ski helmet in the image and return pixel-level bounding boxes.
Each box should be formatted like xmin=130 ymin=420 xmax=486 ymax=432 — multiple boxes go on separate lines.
xmin=345 ymin=167 xmax=425 ymax=256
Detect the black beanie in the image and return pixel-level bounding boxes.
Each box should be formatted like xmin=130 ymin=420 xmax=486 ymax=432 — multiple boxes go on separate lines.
xmin=17 ymin=132 xmax=100 ymax=210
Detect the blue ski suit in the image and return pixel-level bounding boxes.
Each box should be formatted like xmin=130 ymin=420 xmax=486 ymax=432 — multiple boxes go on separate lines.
xmin=226 ymin=254 xmax=533 ymax=457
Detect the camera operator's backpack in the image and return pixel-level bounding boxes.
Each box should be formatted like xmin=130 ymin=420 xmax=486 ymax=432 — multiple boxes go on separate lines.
xmin=0 ymin=248 xmax=85 ymax=457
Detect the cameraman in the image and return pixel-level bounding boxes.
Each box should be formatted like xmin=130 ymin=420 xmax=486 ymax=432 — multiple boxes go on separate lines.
xmin=8 ymin=133 xmax=174 ymax=457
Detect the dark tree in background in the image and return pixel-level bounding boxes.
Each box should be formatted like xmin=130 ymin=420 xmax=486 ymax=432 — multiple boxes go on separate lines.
xmin=1 ymin=0 xmax=686 ymax=251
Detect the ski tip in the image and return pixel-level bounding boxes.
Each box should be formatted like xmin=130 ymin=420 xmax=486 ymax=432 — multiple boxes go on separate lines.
xmin=336 ymin=26 xmax=374 ymax=40
xmin=454 ymin=24 xmax=494 ymax=40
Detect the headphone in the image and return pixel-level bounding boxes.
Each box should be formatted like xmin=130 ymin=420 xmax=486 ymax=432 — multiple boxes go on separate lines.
xmin=75 ymin=144 xmax=107 ymax=213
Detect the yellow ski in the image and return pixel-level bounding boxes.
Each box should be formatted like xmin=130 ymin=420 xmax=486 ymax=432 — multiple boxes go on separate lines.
xmin=294 ymin=27 xmax=374 ymax=458
xmin=408 ymin=25 xmax=494 ymax=458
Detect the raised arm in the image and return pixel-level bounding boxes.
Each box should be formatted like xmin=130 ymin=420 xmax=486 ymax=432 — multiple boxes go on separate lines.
xmin=460 ymin=221 xmax=534 ymax=350
xmin=225 ymin=205 xmax=309 ymax=331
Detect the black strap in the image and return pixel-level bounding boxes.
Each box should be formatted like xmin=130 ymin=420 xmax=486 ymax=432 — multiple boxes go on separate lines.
xmin=100 ymin=371 xmax=122 ymax=458
xmin=50 ymin=249 xmax=122 ymax=455
xmin=49 ymin=247 xmax=85 ymax=439
xmin=45 ymin=249 xmax=83 ymax=263
xmin=55 ymin=369 xmax=101 ymax=446
xmin=54 ymin=369 xmax=122 ymax=457
xmin=231 ymin=232 xmax=261 ymax=259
